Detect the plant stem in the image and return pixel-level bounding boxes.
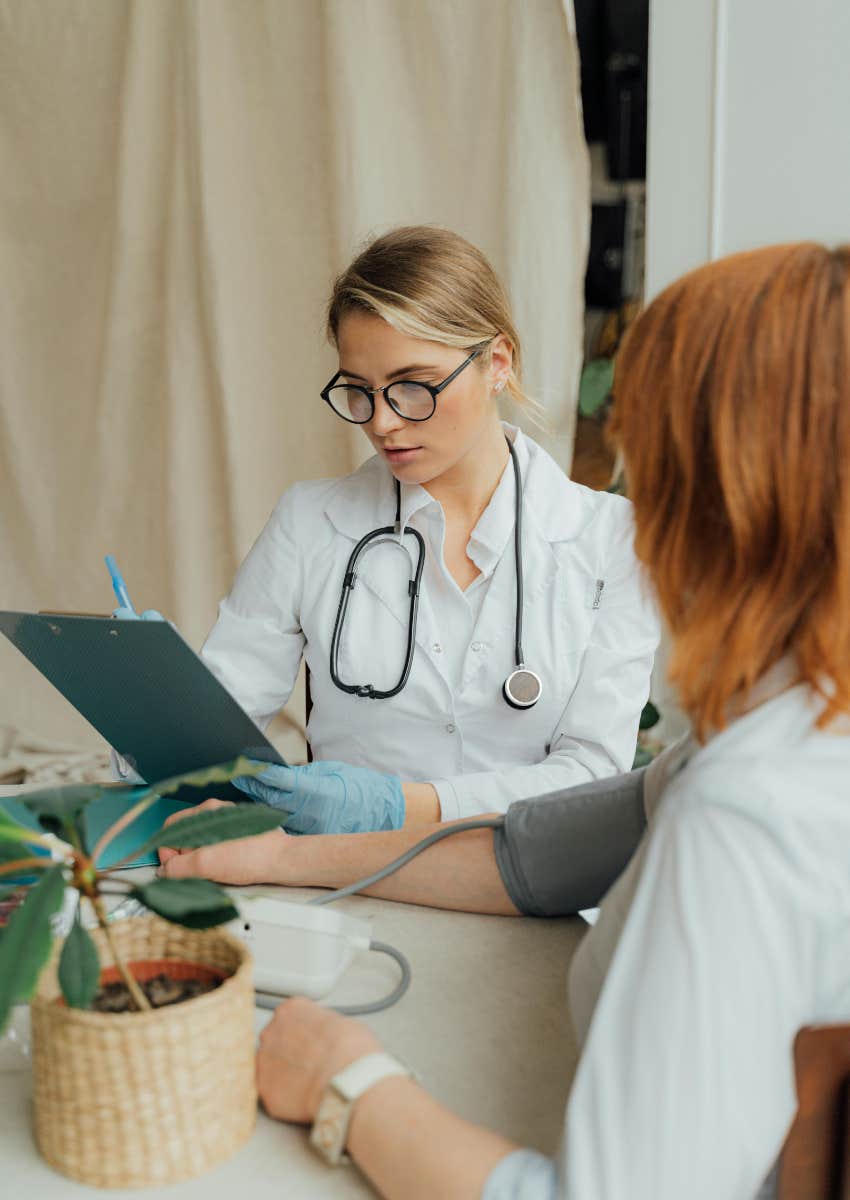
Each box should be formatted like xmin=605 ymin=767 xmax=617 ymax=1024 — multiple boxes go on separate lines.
xmin=0 ymin=857 xmax=51 ymax=878
xmin=91 ymin=895 xmax=151 ymax=1013
xmin=1 ymin=829 xmax=70 ymax=855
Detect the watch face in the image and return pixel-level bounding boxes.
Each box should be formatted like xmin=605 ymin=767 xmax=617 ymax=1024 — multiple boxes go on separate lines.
xmin=310 ymin=1089 xmax=349 ymax=1164
xmin=504 ymin=668 xmax=543 ymax=708
xmin=311 ymin=1053 xmax=412 ymax=1165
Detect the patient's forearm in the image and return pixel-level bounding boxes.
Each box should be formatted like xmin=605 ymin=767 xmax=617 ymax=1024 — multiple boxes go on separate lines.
xmin=273 ymin=821 xmax=521 ymax=916
xmin=401 ymin=781 xmax=441 ymax=826
xmin=348 ymin=1076 xmax=517 ymax=1200
xmin=270 ymin=767 xmax=649 ymax=915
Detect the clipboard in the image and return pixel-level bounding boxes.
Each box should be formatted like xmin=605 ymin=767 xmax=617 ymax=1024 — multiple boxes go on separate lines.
xmin=0 ymin=611 xmax=286 ymax=806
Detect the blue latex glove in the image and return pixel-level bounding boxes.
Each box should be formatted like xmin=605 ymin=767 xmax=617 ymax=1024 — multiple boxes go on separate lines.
xmin=232 ymin=761 xmax=405 ymax=835
xmin=112 ymin=607 xmax=166 ymax=620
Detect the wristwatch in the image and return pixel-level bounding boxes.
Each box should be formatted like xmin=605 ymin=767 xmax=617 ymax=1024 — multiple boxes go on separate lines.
xmin=310 ymin=1051 xmax=414 ymax=1165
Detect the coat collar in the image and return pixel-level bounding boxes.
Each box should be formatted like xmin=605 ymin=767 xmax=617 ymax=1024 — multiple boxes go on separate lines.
xmin=321 ymin=427 xmax=601 ymax=696
xmin=323 ymin=425 xmax=600 ymax=546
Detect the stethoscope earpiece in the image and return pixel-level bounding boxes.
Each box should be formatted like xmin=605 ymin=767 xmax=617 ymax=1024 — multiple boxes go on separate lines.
xmin=502 ymin=667 xmax=543 ymax=710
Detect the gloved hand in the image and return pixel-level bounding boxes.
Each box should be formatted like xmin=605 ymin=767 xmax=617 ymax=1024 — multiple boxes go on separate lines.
xmin=112 ymin=607 xmax=166 ymax=621
xmin=232 ymin=761 xmax=405 ymax=835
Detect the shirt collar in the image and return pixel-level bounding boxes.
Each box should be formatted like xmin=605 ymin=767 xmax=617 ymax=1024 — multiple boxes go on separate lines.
xmin=397 ymin=481 xmax=439 ymax=530
xmin=323 ymin=423 xmax=596 ymax=545
xmin=465 ymin=427 xmax=529 ymax=574
xmin=681 ymin=656 xmax=835 ymax=773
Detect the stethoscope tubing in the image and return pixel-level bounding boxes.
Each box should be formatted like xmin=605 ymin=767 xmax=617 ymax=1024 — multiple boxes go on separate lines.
xmin=328 ymin=436 xmax=540 ymax=707
xmin=329 ymin=522 xmax=425 ymax=699
xmin=509 ymin=440 xmax=525 ymax=669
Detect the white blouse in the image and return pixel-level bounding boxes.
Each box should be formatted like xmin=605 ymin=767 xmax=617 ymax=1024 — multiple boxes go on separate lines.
xmin=485 ymin=671 xmax=850 ymax=1198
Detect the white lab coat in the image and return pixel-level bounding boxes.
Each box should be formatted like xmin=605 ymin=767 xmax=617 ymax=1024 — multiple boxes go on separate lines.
xmin=483 ymin=663 xmax=850 ymax=1199
xmin=201 ymin=427 xmax=660 ymax=818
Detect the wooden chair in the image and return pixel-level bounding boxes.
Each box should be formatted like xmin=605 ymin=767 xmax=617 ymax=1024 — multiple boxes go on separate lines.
xmin=778 ymin=1025 xmax=850 ymax=1198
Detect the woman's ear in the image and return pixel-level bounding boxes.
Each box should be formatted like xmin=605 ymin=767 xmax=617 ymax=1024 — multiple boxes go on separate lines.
xmin=489 ymin=334 xmax=514 ymax=391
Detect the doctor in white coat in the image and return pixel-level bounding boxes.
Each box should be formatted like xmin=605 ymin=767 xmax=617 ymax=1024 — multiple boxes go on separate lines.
xmin=200 ymin=227 xmax=659 ymax=833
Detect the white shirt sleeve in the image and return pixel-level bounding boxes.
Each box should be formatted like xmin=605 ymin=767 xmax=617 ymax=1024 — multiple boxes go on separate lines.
xmin=200 ymin=487 xmax=306 ymax=727
xmin=434 ymin=518 xmax=660 ymax=820
xmin=559 ymin=782 xmax=808 ymax=1200
xmin=482 ymin=1149 xmax=559 ymax=1200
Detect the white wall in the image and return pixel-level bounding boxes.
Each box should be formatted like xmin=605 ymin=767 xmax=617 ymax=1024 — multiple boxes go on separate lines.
xmin=647 ymin=0 xmax=850 ymax=299
xmin=645 ymin=0 xmax=850 ymax=738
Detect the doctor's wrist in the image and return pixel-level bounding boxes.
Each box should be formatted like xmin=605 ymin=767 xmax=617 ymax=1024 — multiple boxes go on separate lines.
xmin=401 ymin=782 xmax=441 ymax=827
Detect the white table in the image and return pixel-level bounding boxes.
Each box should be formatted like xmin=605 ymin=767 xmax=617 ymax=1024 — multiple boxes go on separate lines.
xmin=1 ymin=786 xmax=587 ymax=1198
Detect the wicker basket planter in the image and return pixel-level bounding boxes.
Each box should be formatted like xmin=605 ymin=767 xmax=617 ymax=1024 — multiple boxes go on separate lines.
xmin=30 ymin=915 xmax=256 ymax=1189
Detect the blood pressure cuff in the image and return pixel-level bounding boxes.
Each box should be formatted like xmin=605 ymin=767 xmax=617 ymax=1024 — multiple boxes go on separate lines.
xmin=493 ymin=768 xmax=648 ymax=917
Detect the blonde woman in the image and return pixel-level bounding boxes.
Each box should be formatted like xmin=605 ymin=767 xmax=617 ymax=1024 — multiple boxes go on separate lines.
xmin=199 ymin=226 xmax=658 ymax=833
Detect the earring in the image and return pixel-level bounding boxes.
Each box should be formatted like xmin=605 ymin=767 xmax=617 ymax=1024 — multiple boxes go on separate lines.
xmin=494 ymin=378 xmax=505 ymax=393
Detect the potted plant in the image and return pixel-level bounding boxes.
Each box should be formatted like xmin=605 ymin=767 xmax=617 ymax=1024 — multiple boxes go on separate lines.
xmin=0 ymin=758 xmax=283 ymax=1188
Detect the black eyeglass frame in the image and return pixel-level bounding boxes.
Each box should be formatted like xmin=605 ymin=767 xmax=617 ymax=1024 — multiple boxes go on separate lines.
xmin=320 ymin=348 xmax=483 ymax=425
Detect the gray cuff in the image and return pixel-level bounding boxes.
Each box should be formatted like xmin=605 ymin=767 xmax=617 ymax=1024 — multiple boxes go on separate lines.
xmin=494 ymin=768 xmax=647 ymax=916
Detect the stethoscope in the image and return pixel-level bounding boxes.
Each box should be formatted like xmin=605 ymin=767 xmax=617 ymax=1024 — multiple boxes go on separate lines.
xmin=329 ymin=436 xmax=543 ymax=709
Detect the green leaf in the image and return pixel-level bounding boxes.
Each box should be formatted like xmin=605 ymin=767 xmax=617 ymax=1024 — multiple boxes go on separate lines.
xmin=0 ymin=839 xmax=50 ymax=888
xmin=0 ymin=865 xmax=66 ymax=1035
xmin=91 ymin=759 xmax=270 ymax=869
xmin=0 ymin=798 xmax=59 ymax=861
xmin=141 ymin=756 xmax=264 ymax=801
xmin=58 ymin=917 xmax=101 ymax=1010
xmin=0 ymin=817 xmax=48 ymax=852
xmin=579 ymin=357 xmax=615 ymax=417
xmin=19 ymin=784 xmax=102 ymax=838
xmin=0 ymin=807 xmax=33 ymax=837
xmin=0 ymin=837 xmax=47 ymax=863
xmin=130 ymin=803 xmax=283 ymax=860
xmin=130 ymin=877 xmax=238 ymax=930
xmin=632 ymin=744 xmax=657 ymax=770
xmin=639 ymin=700 xmax=661 ymax=731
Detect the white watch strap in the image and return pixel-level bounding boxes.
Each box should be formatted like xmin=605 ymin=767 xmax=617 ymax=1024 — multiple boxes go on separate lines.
xmin=310 ymin=1052 xmax=412 ymax=1165
xmin=332 ymin=1052 xmax=411 ymax=1101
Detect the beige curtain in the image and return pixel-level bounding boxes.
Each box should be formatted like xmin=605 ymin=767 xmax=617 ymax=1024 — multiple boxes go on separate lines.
xmin=0 ymin=0 xmax=589 ymax=753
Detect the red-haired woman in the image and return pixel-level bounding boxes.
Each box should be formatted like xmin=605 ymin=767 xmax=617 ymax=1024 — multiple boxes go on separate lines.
xmin=161 ymin=243 xmax=850 ymax=1199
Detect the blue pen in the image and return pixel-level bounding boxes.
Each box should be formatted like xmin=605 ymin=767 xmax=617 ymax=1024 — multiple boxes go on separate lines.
xmin=104 ymin=555 xmax=135 ymax=614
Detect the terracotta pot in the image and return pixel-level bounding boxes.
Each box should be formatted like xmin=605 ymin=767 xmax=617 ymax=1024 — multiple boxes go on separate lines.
xmin=97 ymin=957 xmax=227 ymax=991
xmin=30 ymin=915 xmax=256 ymax=1188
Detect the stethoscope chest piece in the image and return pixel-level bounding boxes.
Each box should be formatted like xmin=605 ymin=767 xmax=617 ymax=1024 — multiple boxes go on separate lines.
xmin=502 ymin=666 xmax=543 ymax=710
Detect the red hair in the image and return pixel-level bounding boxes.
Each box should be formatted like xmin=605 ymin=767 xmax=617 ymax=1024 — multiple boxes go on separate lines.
xmin=611 ymin=243 xmax=850 ymax=739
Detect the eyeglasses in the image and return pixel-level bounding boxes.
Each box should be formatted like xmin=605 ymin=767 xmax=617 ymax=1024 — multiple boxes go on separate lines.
xmin=320 ymin=349 xmax=482 ymax=425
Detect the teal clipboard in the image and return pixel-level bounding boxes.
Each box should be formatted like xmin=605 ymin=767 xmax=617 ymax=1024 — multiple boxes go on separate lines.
xmin=0 ymin=612 xmax=286 ymax=810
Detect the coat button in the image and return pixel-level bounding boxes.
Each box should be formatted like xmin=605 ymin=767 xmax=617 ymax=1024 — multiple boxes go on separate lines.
xmin=432 ymin=643 xmax=443 ymax=654
xmin=445 ymin=723 xmax=456 ymax=733
xmin=470 ymin=641 xmax=483 ymax=652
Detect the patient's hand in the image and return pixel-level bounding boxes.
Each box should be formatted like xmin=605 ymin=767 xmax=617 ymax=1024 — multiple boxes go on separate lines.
xmin=257 ymin=996 xmax=381 ymax=1124
xmin=157 ymin=797 xmax=288 ymax=885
